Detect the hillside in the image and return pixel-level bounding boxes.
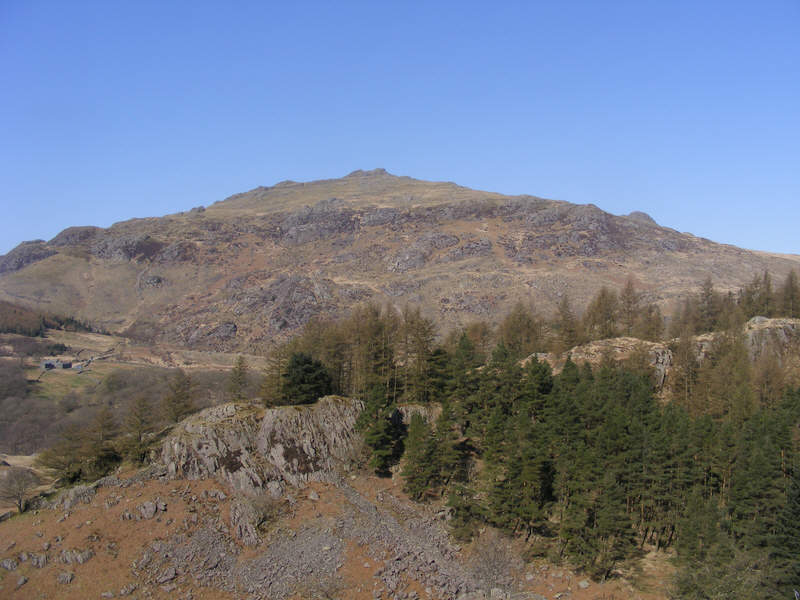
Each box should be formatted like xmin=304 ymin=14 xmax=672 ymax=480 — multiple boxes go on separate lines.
xmin=0 ymin=399 xmax=670 ymax=600
xmin=1 ymin=169 xmax=799 ymax=352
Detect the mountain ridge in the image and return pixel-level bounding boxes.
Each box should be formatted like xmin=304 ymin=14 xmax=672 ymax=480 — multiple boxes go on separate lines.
xmin=1 ymin=170 xmax=798 ymax=352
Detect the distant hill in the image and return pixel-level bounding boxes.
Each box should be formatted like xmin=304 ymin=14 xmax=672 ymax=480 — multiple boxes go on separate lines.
xmin=1 ymin=169 xmax=799 ymax=352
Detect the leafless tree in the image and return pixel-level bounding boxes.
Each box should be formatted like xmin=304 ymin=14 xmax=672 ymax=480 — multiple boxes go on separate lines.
xmin=0 ymin=466 xmax=40 ymax=513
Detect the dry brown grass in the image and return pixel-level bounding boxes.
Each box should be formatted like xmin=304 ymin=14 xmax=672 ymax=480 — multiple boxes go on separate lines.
xmin=0 ymin=477 xmax=232 ymax=599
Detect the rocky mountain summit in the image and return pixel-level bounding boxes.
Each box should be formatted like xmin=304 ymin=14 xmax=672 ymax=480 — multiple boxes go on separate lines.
xmin=2 ymin=169 xmax=799 ymax=352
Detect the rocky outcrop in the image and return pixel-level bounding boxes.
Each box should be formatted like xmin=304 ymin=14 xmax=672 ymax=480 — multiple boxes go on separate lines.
xmin=279 ymin=198 xmax=359 ymax=245
xmin=161 ymin=397 xmax=364 ymax=493
xmin=48 ymin=226 xmax=101 ymax=247
xmin=743 ymin=316 xmax=800 ymax=359
xmin=155 ymin=240 xmax=196 ymax=263
xmin=90 ymin=234 xmax=166 ymax=261
xmin=387 ymin=232 xmax=460 ymax=272
xmin=0 ymin=240 xmax=56 ymax=273
xmin=533 ymin=317 xmax=800 ymax=392
xmin=256 ymin=397 xmax=365 ymax=486
xmin=626 ymin=211 xmax=658 ymax=226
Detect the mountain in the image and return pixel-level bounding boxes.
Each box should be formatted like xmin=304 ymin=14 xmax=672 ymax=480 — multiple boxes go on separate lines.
xmin=1 ymin=169 xmax=798 ymax=352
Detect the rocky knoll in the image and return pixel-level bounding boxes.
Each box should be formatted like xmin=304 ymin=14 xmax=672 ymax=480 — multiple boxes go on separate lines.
xmin=161 ymin=396 xmax=364 ymax=495
xmin=2 ymin=169 xmax=799 ymax=352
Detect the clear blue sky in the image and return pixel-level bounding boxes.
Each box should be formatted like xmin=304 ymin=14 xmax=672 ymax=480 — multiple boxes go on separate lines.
xmin=1 ymin=1 xmax=798 ymax=255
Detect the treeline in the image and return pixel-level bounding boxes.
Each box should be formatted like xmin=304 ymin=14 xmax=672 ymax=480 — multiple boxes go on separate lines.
xmin=671 ymin=270 xmax=800 ymax=337
xmin=400 ymin=352 xmax=799 ymax=597
xmin=260 ymin=270 xmax=800 ymax=414
xmin=260 ymin=278 xmax=800 ymax=598
xmin=22 ymin=360 xmax=258 ymax=478
xmin=0 ymin=299 xmax=97 ymax=337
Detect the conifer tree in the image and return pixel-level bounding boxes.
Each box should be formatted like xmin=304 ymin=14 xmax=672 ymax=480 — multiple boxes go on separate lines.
xmin=162 ymin=369 xmax=195 ymax=423
xmin=671 ymin=329 xmax=698 ymax=413
xmin=227 ymin=355 xmax=248 ymax=401
xmin=280 ymin=352 xmax=332 ymax=405
xmin=618 ymin=277 xmax=640 ymax=336
xmin=498 ymin=302 xmax=543 ymax=360
xmin=402 ymin=413 xmax=437 ymax=499
xmin=633 ymin=302 xmax=664 ymax=341
xmin=552 ymin=294 xmax=582 ymax=352
xmin=769 ymin=467 xmax=800 ymax=597
xmin=697 ymin=276 xmax=720 ymax=333
xmin=400 ymin=306 xmax=436 ymax=403
xmin=780 ymin=269 xmax=800 ymax=318
xmin=583 ymin=286 xmax=619 ymax=340
xmin=434 ymin=399 xmax=467 ymax=485
xmin=260 ymin=344 xmax=290 ymax=406
xmin=124 ymin=395 xmax=155 ymax=463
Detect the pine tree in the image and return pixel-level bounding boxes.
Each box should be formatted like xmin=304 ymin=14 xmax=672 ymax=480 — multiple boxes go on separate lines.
xmin=227 ymin=355 xmax=249 ymax=401
xmin=401 ymin=413 xmax=437 ymax=500
xmin=426 ymin=347 xmax=451 ymax=402
xmin=671 ymin=329 xmax=698 ymax=413
xmin=399 ymin=306 xmax=436 ymax=403
xmin=553 ymin=294 xmax=581 ymax=352
xmin=633 ymin=303 xmax=664 ymax=341
xmin=434 ymin=399 xmax=467 ymax=485
xmin=779 ymin=269 xmax=800 ymax=318
xmin=260 ymin=344 xmax=290 ymax=406
xmin=280 ymin=352 xmax=332 ymax=405
xmin=768 ymin=467 xmax=800 ymax=597
xmin=618 ymin=277 xmax=640 ymax=336
xmin=593 ymin=470 xmax=636 ymax=580
xmin=162 ymin=369 xmax=195 ymax=423
xmin=124 ymin=395 xmax=155 ymax=463
xmin=583 ymin=286 xmax=619 ymax=340
xmin=498 ymin=302 xmax=543 ymax=360
xmin=447 ymin=484 xmax=482 ymax=541
xmin=363 ymin=406 xmax=404 ymax=477
xmin=698 ymin=277 xmax=720 ymax=333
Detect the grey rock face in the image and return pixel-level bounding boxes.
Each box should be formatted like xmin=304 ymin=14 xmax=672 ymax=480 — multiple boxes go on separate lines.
xmin=139 ymin=501 xmax=158 ymax=519
xmin=60 ymin=548 xmax=94 ymax=565
xmin=161 ymin=397 xmax=364 ymax=493
xmin=387 ymin=232 xmax=460 ymax=273
xmin=156 ymin=240 xmax=196 ymax=263
xmin=57 ymin=571 xmax=75 ymax=584
xmin=157 ymin=565 xmax=177 ymax=583
xmin=138 ymin=274 xmax=165 ymax=289
xmin=627 ymin=210 xmax=657 ymax=225
xmin=91 ymin=234 xmax=166 ymax=261
xmin=52 ymin=483 xmax=97 ymax=510
xmin=49 ymin=226 xmax=101 ymax=247
xmin=280 ymin=198 xmax=359 ymax=245
xmin=0 ymin=240 xmax=56 ymax=274
xmin=229 ymin=496 xmax=261 ymax=546
xmin=744 ymin=317 xmax=800 ymax=360
xmin=446 ymin=237 xmax=493 ymax=262
xmin=1 ymin=557 xmax=18 ymax=571
xmin=31 ymin=552 xmax=47 ymax=568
